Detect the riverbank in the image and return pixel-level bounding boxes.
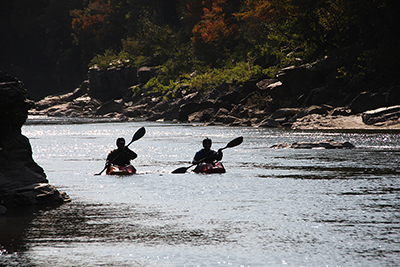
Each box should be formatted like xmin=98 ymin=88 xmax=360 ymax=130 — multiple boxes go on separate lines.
xmin=292 ymin=114 xmax=400 ymax=130
xmin=28 ymin=58 xmax=400 ymax=131
xmin=29 ymin=90 xmax=400 ymax=131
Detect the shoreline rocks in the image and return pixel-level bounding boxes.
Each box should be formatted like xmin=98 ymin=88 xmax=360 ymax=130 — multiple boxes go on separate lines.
xmin=28 ymin=57 xmax=400 ymax=131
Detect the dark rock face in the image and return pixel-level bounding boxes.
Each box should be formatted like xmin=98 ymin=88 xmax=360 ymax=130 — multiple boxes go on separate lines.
xmin=349 ymin=91 xmax=386 ymax=114
xmin=0 ymin=71 xmax=70 ymax=209
xmin=386 ymin=86 xmax=400 ymax=106
xmin=0 ymin=73 xmax=31 ymax=138
xmin=88 ymin=66 xmax=138 ymax=102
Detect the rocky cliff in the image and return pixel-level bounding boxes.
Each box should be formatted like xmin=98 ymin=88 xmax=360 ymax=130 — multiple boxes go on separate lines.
xmin=0 ymin=71 xmax=70 ymax=211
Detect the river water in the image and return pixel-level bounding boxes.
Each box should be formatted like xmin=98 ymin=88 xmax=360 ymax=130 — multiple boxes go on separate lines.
xmin=1 ymin=117 xmax=400 ymax=266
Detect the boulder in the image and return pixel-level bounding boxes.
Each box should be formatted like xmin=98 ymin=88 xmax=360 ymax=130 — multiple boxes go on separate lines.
xmin=95 ymin=99 xmax=124 ymax=115
xmin=385 ymin=86 xmax=400 ymax=106
xmin=349 ymin=91 xmax=386 ymax=114
xmin=14 ymin=183 xmax=71 ymax=206
xmin=216 ymin=90 xmax=242 ymax=105
xmin=329 ymin=107 xmax=352 ymax=116
xmin=256 ymin=79 xmax=279 ymax=91
xmin=304 ymin=87 xmax=331 ymax=106
xmin=214 ymin=107 xmax=230 ymax=119
xmin=276 ymin=66 xmax=308 ymax=97
xmin=256 ymin=118 xmax=278 ymax=128
xmin=188 ymin=108 xmax=214 ymax=122
xmin=201 ymin=82 xmax=230 ymax=100
xmin=271 ymin=108 xmax=302 ymax=119
xmin=265 ymin=81 xmax=289 ymax=100
xmin=214 ymin=114 xmax=238 ymax=124
xmin=271 ymin=139 xmax=355 ymax=149
xmin=123 ymin=106 xmax=147 ymax=117
xmin=362 ymin=105 xmax=400 ymax=125
xmin=179 ymin=102 xmax=200 ymax=121
xmin=292 ymin=105 xmax=329 ymax=120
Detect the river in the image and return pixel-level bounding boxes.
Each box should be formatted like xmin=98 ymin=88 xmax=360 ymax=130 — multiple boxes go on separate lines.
xmin=1 ymin=117 xmax=400 ymax=266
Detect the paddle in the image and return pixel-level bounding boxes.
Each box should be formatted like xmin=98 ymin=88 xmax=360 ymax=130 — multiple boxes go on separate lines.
xmin=171 ymin=136 xmax=243 ymax=174
xmin=95 ymin=127 xmax=146 ymax=175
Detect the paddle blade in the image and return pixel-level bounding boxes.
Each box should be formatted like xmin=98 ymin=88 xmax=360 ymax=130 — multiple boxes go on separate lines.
xmin=131 ymin=127 xmax=146 ymax=143
xmin=224 ymin=136 xmax=243 ymax=149
xmin=171 ymin=167 xmax=190 ymax=174
xmin=94 ymin=166 xmax=107 ymax=175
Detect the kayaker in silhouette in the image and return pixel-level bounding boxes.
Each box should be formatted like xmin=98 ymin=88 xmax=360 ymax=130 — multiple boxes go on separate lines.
xmin=106 ymin=137 xmax=137 ymax=169
xmin=192 ymin=138 xmax=223 ymax=168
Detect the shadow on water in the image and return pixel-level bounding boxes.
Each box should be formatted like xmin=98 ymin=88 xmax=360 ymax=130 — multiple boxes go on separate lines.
xmin=25 ymin=202 xmax=234 ymax=245
xmin=0 ymin=204 xmax=63 ymax=266
xmin=1 ymin=201 xmax=235 ymax=266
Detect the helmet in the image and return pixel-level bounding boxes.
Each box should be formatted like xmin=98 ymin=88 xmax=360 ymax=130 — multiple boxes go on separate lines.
xmin=203 ymin=138 xmax=212 ymax=146
xmin=116 ymin=137 xmax=125 ymax=145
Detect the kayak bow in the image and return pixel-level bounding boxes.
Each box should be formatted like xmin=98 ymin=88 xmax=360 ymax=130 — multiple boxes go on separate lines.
xmin=106 ymin=164 xmax=136 ymax=175
xmin=193 ymin=162 xmax=226 ymax=174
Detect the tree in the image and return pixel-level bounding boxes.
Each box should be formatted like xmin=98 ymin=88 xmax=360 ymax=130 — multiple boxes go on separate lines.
xmin=189 ymin=0 xmax=237 ymax=44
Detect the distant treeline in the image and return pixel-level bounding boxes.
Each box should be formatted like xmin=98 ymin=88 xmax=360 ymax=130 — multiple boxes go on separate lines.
xmin=1 ymin=0 xmax=398 ymax=100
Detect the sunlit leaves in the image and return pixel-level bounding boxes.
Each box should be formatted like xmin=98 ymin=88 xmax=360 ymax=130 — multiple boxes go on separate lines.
xmin=190 ymin=0 xmax=238 ymax=44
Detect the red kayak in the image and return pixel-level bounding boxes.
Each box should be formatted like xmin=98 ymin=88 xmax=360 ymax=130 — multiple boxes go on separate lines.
xmin=193 ymin=162 xmax=226 ymax=174
xmin=106 ymin=164 xmax=136 ymax=175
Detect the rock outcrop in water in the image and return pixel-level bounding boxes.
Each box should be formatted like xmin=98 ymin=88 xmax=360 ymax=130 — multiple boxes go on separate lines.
xmin=270 ymin=139 xmax=355 ymax=149
xmin=0 ymin=71 xmax=70 ymax=211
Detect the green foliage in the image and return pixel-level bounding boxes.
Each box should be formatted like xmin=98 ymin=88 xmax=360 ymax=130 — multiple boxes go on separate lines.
xmin=143 ymin=61 xmax=263 ymax=97
xmin=89 ymin=50 xmax=131 ymax=70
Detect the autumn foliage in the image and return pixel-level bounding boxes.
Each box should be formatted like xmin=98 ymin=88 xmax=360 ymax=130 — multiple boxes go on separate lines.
xmin=71 ymin=0 xmax=113 ymax=36
xmin=189 ymin=0 xmax=237 ymax=44
xmin=2 ymin=0 xmax=399 ymax=100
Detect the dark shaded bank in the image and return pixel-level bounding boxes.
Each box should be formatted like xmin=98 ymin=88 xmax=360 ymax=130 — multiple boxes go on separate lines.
xmin=0 ymin=71 xmax=70 ymax=214
xmin=29 ymin=56 xmax=400 ymax=130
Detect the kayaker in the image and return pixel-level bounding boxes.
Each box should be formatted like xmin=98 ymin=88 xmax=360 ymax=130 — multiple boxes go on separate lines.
xmin=106 ymin=137 xmax=137 ymax=168
xmin=192 ymin=138 xmax=223 ymax=165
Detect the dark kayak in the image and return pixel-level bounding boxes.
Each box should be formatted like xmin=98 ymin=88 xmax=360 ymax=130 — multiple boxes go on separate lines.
xmin=106 ymin=164 xmax=136 ymax=175
xmin=193 ymin=162 xmax=226 ymax=174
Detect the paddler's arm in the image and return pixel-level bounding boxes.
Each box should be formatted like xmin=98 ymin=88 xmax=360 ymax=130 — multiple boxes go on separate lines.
xmin=215 ymin=149 xmax=223 ymax=161
xmin=125 ymin=147 xmax=137 ymax=160
xmin=192 ymin=151 xmax=203 ymax=164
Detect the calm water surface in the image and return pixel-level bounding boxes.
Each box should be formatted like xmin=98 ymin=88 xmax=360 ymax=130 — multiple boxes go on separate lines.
xmin=1 ymin=117 xmax=400 ymax=266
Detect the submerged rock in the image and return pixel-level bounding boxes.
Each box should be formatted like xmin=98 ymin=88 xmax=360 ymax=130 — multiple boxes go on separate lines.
xmin=271 ymin=139 xmax=355 ymax=149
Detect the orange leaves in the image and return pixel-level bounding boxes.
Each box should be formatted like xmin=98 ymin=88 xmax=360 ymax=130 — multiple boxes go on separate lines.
xmin=70 ymin=0 xmax=112 ymax=35
xmin=190 ymin=0 xmax=237 ymax=44
xmin=235 ymin=0 xmax=274 ymax=22
xmin=234 ymin=0 xmax=294 ymax=24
